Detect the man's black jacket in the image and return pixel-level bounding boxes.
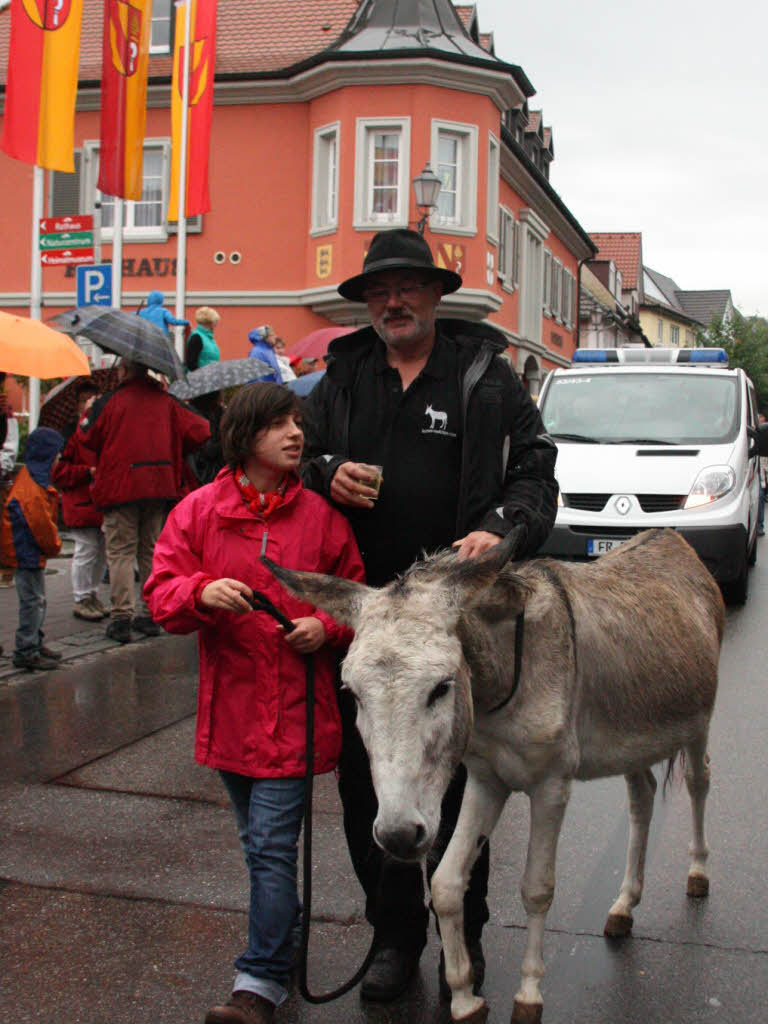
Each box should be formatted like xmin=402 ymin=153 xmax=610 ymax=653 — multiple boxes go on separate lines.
xmin=301 ymin=319 xmax=558 ymax=557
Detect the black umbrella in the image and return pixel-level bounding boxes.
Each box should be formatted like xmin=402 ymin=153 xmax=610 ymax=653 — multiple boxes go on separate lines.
xmin=168 ymin=358 xmax=274 ymax=400
xmin=49 ymin=306 xmax=186 ymax=381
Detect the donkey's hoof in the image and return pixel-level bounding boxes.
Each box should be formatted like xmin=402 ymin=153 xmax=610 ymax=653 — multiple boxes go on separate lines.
xmin=687 ymin=873 xmax=709 ymax=898
xmin=604 ymin=912 xmax=633 ymax=938
xmin=511 ymin=1000 xmax=543 ymax=1024
xmin=455 ymin=1003 xmax=488 ymax=1024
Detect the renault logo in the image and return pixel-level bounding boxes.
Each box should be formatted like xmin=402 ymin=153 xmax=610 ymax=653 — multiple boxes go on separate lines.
xmin=614 ymin=495 xmax=632 ymax=515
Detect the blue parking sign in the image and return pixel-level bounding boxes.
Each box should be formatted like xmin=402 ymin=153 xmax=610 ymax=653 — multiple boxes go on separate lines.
xmin=76 ymin=264 xmax=113 ymax=307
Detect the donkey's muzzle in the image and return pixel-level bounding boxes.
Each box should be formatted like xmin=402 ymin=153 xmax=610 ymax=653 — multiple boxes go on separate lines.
xmin=373 ymin=817 xmax=430 ymax=862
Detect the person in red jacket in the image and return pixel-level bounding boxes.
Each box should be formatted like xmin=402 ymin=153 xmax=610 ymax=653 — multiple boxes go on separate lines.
xmin=52 ymin=380 xmax=108 ymax=622
xmin=81 ymin=359 xmax=210 ymax=644
xmin=144 ymin=383 xmax=364 ymax=1024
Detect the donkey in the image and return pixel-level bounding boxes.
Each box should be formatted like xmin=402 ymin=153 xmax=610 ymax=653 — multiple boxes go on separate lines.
xmin=265 ymin=528 xmax=723 ymax=1024
xmin=426 ymin=402 xmax=448 ymax=430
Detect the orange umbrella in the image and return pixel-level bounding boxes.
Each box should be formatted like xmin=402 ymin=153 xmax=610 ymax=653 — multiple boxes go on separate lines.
xmin=0 ymin=310 xmax=90 ymax=379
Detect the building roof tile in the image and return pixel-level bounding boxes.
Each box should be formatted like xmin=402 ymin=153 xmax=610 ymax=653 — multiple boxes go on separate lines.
xmin=589 ymin=232 xmax=643 ymax=291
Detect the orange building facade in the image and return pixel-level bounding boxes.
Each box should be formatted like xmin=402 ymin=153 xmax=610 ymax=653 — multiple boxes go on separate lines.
xmin=0 ymin=0 xmax=595 ymax=406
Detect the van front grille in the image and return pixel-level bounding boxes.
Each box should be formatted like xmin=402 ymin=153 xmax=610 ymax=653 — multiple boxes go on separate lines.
xmin=563 ymin=493 xmax=610 ymax=511
xmin=637 ymin=494 xmax=687 ymax=513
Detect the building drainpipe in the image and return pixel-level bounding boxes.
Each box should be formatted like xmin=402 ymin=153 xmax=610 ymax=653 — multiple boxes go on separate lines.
xmin=575 ymin=257 xmax=590 ymax=349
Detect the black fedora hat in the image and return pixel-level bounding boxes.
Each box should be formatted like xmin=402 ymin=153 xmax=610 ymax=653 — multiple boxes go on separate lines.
xmin=338 ymin=228 xmax=463 ymax=302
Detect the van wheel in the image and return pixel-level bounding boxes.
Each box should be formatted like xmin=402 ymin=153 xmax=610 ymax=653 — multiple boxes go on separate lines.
xmin=721 ymin=559 xmax=749 ymax=606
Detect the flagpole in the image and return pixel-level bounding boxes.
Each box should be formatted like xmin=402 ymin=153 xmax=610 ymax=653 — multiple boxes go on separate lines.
xmin=29 ymin=165 xmax=44 ymax=430
xmin=174 ymin=0 xmax=192 ymax=360
xmin=112 ymin=197 xmax=124 ymax=308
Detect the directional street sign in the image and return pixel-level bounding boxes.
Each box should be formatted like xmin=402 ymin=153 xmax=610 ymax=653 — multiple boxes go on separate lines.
xmin=39 ymin=215 xmax=93 ymax=234
xmin=39 ymin=230 xmax=94 ymax=251
xmin=41 ymin=249 xmax=95 ymax=267
xmin=76 ymin=264 xmax=113 ymax=307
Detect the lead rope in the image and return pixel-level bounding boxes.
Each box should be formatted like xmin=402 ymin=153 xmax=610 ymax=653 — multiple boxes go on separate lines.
xmin=247 ymin=590 xmax=377 ymax=1003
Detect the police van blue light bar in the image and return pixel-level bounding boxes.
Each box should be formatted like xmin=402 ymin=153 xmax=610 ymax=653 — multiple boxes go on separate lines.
xmin=572 ymin=348 xmax=728 ymax=366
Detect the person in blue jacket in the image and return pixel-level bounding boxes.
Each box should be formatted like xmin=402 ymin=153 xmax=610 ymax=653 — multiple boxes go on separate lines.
xmin=138 ymin=290 xmax=190 ymax=336
xmin=247 ymin=325 xmax=282 ymax=383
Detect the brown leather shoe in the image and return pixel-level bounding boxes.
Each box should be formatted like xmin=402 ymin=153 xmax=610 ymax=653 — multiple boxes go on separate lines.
xmin=204 ymin=990 xmax=275 ymax=1024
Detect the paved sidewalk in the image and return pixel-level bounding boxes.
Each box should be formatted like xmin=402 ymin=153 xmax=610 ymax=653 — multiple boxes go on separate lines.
xmin=0 ymin=535 xmax=168 ymax=682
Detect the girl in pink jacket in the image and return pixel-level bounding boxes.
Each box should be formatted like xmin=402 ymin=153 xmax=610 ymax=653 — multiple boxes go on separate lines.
xmin=144 ymin=383 xmax=364 ymax=1024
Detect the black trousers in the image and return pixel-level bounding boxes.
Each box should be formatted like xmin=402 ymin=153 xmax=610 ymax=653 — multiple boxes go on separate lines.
xmin=336 ymin=687 xmax=490 ymax=955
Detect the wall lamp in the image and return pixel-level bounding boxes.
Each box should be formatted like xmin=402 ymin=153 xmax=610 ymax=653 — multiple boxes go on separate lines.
xmin=412 ymin=163 xmax=442 ymax=235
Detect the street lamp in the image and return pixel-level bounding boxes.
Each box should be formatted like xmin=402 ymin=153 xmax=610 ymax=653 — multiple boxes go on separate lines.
xmin=412 ymin=163 xmax=442 ymax=235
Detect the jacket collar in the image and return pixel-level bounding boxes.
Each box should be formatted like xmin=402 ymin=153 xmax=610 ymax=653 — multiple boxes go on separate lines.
xmin=214 ymin=468 xmax=304 ymax=521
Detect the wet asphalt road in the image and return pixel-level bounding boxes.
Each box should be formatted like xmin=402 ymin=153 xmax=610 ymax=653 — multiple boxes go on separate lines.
xmin=1 ymin=558 xmax=767 ymax=1024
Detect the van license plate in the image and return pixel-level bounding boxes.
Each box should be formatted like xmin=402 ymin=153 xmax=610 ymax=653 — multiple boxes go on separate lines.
xmin=587 ymin=538 xmax=626 ymax=556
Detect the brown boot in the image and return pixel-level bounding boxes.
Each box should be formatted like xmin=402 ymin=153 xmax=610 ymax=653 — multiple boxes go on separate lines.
xmin=204 ymin=990 xmax=275 ymax=1024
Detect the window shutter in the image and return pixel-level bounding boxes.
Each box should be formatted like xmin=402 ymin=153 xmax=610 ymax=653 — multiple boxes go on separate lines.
xmin=50 ymin=151 xmax=82 ymax=216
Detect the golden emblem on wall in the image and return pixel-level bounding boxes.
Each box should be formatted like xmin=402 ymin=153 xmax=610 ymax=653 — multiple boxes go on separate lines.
xmin=316 ymin=245 xmax=332 ymax=279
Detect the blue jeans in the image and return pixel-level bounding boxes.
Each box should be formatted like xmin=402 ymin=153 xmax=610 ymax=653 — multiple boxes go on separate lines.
xmin=14 ymin=568 xmax=46 ymax=657
xmin=219 ymin=771 xmax=305 ymax=1007
xmin=758 ymin=485 xmax=766 ymax=531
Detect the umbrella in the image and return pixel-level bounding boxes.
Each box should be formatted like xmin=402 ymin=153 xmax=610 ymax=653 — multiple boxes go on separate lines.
xmin=168 ymin=358 xmax=274 ymax=401
xmin=284 ymin=370 xmax=325 ymax=397
xmin=288 ymin=326 xmax=355 ymax=361
xmin=38 ymin=367 xmax=120 ymax=433
xmin=49 ymin=307 xmax=186 ymax=380
xmin=0 ymin=311 xmax=90 ymax=379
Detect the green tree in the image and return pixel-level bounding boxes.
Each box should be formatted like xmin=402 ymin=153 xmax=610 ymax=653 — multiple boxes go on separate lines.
xmin=700 ymin=312 xmax=768 ymax=411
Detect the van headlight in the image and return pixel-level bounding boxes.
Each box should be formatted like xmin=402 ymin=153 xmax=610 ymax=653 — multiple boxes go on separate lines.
xmin=683 ymin=465 xmax=736 ymax=509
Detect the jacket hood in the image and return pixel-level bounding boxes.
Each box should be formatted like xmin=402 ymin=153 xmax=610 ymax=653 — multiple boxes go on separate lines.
xmin=24 ymin=427 xmax=64 ymax=486
xmin=147 ymin=290 xmax=164 ymax=306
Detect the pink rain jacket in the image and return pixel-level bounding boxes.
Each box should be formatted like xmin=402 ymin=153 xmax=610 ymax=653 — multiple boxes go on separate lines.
xmin=144 ymin=469 xmax=364 ymax=778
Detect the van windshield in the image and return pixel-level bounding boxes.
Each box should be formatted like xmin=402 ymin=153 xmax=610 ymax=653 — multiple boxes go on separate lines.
xmin=540 ymin=372 xmax=740 ymax=445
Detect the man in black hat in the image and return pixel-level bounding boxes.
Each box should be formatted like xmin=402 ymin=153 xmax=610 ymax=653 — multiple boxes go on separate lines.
xmin=301 ymin=228 xmax=558 ymax=1002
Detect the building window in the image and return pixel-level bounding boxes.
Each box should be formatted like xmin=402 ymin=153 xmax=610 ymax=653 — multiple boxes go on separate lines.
xmin=82 ymin=139 xmax=172 ymax=241
xmin=150 ymin=0 xmax=173 ymax=54
xmin=311 ymin=122 xmax=340 ymax=235
xmin=487 ymin=133 xmax=499 ymax=241
xmin=550 ymin=258 xmax=562 ymax=322
xmin=429 ymin=120 xmax=478 ymax=234
xmin=518 ymin=209 xmax=549 ymax=345
xmin=657 ymin=320 xmax=664 ymax=344
xmin=354 ymin=118 xmax=410 ymax=229
xmin=497 ymin=206 xmax=518 ymax=290
xmin=562 ymin=269 xmax=575 ymax=329
xmin=670 ymin=324 xmax=680 ymax=346
xmin=542 ymin=249 xmax=551 ymax=314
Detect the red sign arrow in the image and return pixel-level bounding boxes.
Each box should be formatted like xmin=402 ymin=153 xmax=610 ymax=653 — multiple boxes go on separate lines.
xmin=39 ymin=215 xmax=94 ymax=234
xmin=41 ymin=248 xmax=95 ymax=267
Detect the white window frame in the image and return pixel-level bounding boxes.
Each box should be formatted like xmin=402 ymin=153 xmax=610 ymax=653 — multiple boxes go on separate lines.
xmin=150 ymin=0 xmax=173 ymax=55
xmin=311 ymin=122 xmax=340 ymax=237
xmin=562 ymin=269 xmax=575 ymax=329
xmin=542 ymin=249 xmax=552 ymax=315
xmin=354 ymin=117 xmax=410 ymax=230
xmin=428 ymin=119 xmax=478 ymax=236
xmin=670 ymin=323 xmax=681 ymax=346
xmin=518 ymin=209 xmax=549 ymax=346
xmin=657 ymin=320 xmax=664 ymax=344
xmin=487 ymin=133 xmax=500 ymax=242
xmin=82 ymin=139 xmax=171 ymax=242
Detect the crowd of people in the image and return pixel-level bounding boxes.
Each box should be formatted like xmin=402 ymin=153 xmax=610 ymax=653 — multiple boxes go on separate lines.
xmin=1 ymin=229 xmax=559 ymax=1024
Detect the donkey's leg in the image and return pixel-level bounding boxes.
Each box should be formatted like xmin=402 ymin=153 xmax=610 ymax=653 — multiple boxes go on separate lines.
xmin=684 ymin=736 xmax=711 ymax=898
xmin=512 ymin=774 xmax=572 ymax=1024
xmin=605 ymin=768 xmax=657 ymax=937
xmin=431 ymin=767 xmax=509 ymax=1023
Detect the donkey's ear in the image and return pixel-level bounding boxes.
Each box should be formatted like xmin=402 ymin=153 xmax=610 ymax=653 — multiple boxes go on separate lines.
xmin=466 ymin=571 xmax=531 ymax=622
xmin=261 ymin=556 xmax=372 ymax=628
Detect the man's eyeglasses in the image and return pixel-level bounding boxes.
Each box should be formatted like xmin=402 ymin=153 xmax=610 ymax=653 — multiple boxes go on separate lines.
xmin=361 ymin=281 xmax=434 ymax=306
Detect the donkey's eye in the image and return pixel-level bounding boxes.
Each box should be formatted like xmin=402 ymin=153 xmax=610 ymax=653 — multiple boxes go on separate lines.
xmin=427 ymin=679 xmax=452 ymax=708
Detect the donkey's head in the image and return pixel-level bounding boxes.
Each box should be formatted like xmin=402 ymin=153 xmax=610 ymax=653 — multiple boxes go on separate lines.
xmin=263 ymin=528 xmax=528 ymax=861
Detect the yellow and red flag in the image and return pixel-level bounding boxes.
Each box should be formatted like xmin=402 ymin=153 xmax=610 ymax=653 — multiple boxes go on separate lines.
xmin=168 ymin=0 xmax=217 ymax=220
xmin=98 ymin=0 xmax=152 ymax=200
xmin=0 ymin=0 xmax=84 ymax=171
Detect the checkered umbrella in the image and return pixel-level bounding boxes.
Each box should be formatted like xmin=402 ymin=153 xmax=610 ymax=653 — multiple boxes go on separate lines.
xmin=168 ymin=358 xmax=274 ymax=401
xmin=38 ymin=367 xmax=121 ymax=434
xmin=49 ymin=306 xmax=186 ymax=381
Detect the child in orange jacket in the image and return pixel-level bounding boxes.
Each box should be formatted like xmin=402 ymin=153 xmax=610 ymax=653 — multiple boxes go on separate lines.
xmin=0 ymin=427 xmax=65 ymax=670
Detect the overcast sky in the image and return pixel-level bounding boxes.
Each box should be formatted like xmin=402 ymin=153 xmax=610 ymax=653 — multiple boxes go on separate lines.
xmin=474 ymin=0 xmax=767 ymax=316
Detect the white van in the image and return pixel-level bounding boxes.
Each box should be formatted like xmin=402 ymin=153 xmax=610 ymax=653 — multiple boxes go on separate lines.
xmin=537 ymin=347 xmax=768 ymax=604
